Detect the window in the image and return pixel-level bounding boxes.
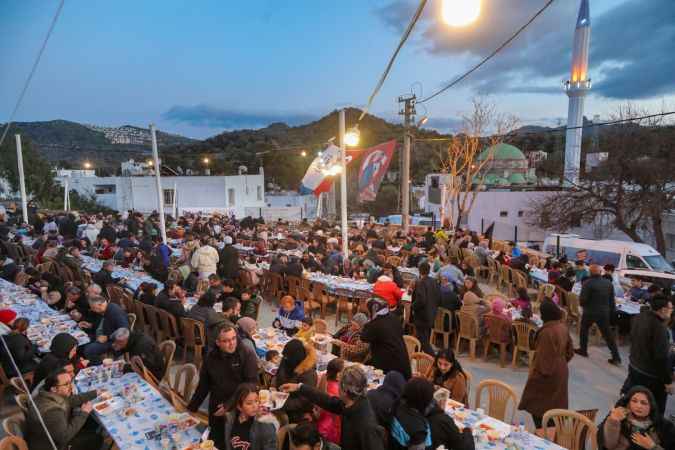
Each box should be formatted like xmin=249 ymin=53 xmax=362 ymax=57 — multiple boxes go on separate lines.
xmin=499 ymin=211 xmax=508 ymax=217
xmin=626 ymin=254 xmax=648 ymax=270
xmin=228 ymin=188 xmax=236 ymax=206
xmin=257 ymin=186 xmax=263 ymax=201
xmin=163 ymin=189 xmax=175 ymax=206
xmin=431 ymin=176 xmax=439 ymax=188
xmin=94 ymin=184 xmax=116 ymax=194
xmin=517 ymin=210 xmax=524 ymax=218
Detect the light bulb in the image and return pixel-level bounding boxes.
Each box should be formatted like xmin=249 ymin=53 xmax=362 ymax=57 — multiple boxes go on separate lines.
xmin=442 ymin=0 xmax=481 ymax=27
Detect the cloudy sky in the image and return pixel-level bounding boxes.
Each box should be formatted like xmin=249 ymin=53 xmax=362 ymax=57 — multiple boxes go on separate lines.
xmin=2 ymin=0 xmax=674 ymax=138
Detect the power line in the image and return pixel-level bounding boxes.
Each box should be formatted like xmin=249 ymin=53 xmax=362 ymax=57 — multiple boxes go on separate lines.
xmin=358 ymin=0 xmax=428 ymax=122
xmin=0 ymin=0 xmax=65 ymax=148
xmin=418 ymin=0 xmax=556 ymax=104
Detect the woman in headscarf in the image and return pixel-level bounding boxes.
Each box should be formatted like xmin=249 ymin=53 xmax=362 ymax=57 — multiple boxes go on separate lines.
xmin=490 ymin=297 xmax=512 ymax=322
xmin=33 ymin=332 xmax=87 ymax=389
xmin=598 ymin=385 xmax=675 ymax=450
xmin=366 ymin=371 xmax=406 ymax=429
xmin=518 ymin=300 xmax=574 ymax=428
xmin=273 ymin=338 xmax=317 ymax=423
xmin=361 ymin=299 xmax=412 ymax=379
xmin=0 ymin=314 xmax=38 ymax=378
xmin=332 ymin=313 xmax=370 ymax=363
xmin=237 ymin=317 xmax=261 ymax=357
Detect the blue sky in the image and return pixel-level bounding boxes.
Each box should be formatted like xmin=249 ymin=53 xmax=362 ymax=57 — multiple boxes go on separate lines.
xmin=2 ymin=0 xmax=674 ymax=138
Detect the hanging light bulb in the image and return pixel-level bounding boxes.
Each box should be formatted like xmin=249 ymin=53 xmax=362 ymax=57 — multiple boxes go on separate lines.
xmin=442 ymin=0 xmax=481 ymax=27
xmin=345 ymin=125 xmax=360 ymax=147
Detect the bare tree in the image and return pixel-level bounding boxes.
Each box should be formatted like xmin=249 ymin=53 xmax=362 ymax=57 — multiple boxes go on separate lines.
xmin=529 ymin=103 xmax=675 ymax=254
xmin=440 ymin=97 xmax=518 ymax=229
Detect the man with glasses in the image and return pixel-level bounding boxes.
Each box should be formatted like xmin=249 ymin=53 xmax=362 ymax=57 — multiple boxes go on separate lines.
xmin=26 ymin=368 xmax=102 ymax=450
xmin=187 ymin=325 xmax=258 ymax=449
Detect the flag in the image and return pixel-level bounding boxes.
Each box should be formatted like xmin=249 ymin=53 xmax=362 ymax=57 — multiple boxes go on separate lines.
xmin=357 ymin=140 xmax=396 ymax=202
xmin=299 ymin=144 xmax=358 ymax=197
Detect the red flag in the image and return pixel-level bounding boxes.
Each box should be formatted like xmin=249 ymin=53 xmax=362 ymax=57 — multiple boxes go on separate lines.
xmin=357 ymin=140 xmax=396 ymax=202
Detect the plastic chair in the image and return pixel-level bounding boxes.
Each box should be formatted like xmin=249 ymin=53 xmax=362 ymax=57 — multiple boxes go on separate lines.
xmin=511 ymin=322 xmax=537 ymax=368
xmin=143 ymin=304 xmax=162 ymax=343
xmin=314 ymin=318 xmax=328 ymax=335
xmin=180 ymin=318 xmax=205 ymax=368
xmin=334 ymin=288 xmax=355 ymax=326
xmin=127 ymin=313 xmax=137 ymax=331
xmin=430 ymin=307 xmax=454 ymax=349
xmin=410 ymin=352 xmax=435 ymax=377
xmin=13 ymin=395 xmax=29 ymax=414
xmin=566 ymin=292 xmax=581 ymax=329
xmin=403 ymin=335 xmax=421 ymax=356
xmin=455 ymin=312 xmax=480 ymax=359
xmin=158 ymin=340 xmax=177 ymax=382
xmin=474 ymin=379 xmax=518 ymax=423
xmin=171 ymin=363 xmax=198 ymax=403
xmin=541 ymin=409 xmax=598 ymax=450
xmin=483 ymin=314 xmax=511 ymax=368
xmin=2 ymin=415 xmax=24 ymax=438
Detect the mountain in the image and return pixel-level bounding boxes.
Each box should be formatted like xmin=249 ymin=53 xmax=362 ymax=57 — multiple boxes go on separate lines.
xmin=2 ymin=120 xmax=196 ymax=172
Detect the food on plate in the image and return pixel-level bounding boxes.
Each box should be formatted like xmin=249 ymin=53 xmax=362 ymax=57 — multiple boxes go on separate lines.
xmin=124 ymin=407 xmax=137 ymax=417
xmin=99 ymin=391 xmax=113 ymax=401
xmin=487 ymin=429 xmax=502 ymax=440
xmin=200 ymin=440 xmax=215 ymax=449
xmin=94 ymin=401 xmax=111 ymax=413
xmin=478 ymin=423 xmax=494 ymax=431
xmin=259 ymin=389 xmax=270 ymax=405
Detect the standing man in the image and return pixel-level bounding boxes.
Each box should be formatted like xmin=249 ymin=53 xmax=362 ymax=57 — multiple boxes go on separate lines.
xmin=622 ymin=295 xmax=673 ymax=414
xmin=218 ymin=235 xmax=240 ymax=280
xmin=191 ymin=237 xmax=219 ymax=279
xmin=411 ymin=262 xmax=440 ymax=355
xmin=575 ymin=264 xmax=622 ymax=365
xmin=187 ymin=326 xmax=258 ymax=450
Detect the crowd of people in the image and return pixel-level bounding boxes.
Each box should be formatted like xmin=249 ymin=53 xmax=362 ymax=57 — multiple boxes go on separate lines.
xmin=0 ymin=208 xmax=674 ymax=450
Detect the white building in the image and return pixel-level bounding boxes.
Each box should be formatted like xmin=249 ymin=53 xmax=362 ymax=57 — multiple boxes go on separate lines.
xmin=120 ymin=159 xmax=154 ymax=176
xmin=55 ymin=169 xmax=96 ymax=178
xmin=265 ymin=192 xmax=318 ymax=220
xmin=55 ymin=170 xmax=266 ymax=218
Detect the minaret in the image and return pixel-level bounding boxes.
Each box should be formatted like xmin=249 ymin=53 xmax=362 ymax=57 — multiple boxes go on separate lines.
xmin=563 ymin=0 xmax=591 ymax=186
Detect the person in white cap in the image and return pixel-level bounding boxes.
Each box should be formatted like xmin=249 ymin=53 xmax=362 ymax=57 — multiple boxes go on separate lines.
xmin=219 ymin=235 xmax=240 ymax=280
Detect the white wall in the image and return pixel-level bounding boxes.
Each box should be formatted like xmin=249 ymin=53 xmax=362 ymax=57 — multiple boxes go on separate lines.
xmin=265 ymin=193 xmax=318 ymax=219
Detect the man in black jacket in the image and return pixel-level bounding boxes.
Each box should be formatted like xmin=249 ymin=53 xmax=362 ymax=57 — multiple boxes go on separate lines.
xmin=411 ymin=262 xmax=440 ymax=355
xmin=92 ymin=261 xmax=122 ymax=288
xmin=575 ymin=264 xmax=622 ymax=365
xmin=622 ymin=295 xmax=674 ymax=414
xmin=281 ymin=365 xmax=385 ymax=450
xmin=111 ymin=328 xmax=165 ymax=381
xmin=361 ymin=299 xmax=412 ymax=379
xmin=218 ymin=235 xmax=240 ymax=280
xmin=187 ymin=326 xmax=258 ymax=450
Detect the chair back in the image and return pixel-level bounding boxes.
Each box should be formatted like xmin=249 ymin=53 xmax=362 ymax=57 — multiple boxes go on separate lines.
xmin=567 ymin=293 xmax=581 ymax=319
xmin=511 ymin=270 xmax=529 ymax=291
xmin=541 ymin=409 xmax=598 ymax=450
xmin=474 ymin=379 xmax=518 ymax=423
xmin=129 ymin=356 xmax=160 ymax=389
xmin=0 ymin=436 xmax=28 ymax=450
xmin=512 ymin=322 xmax=537 ymax=350
xmin=410 ymin=352 xmax=435 ymax=377
xmin=2 ymin=416 xmax=24 ymax=438
xmin=484 ymin=314 xmax=512 ymax=344
xmin=106 ymin=284 xmax=126 ymax=306
xmin=157 ymin=309 xmax=180 ymax=342
xmin=127 ymin=313 xmax=137 ymax=331
xmin=433 ymin=307 xmax=453 ymax=334
xmin=121 ymin=292 xmax=135 ymax=312
xmin=158 ymin=340 xmax=177 ymax=381
xmin=171 ymin=363 xmax=198 ymax=402
xmin=456 ymin=311 xmax=480 ymax=340
xmin=14 ymin=394 xmax=29 ymax=414
xmin=536 ymin=283 xmax=557 ymax=303
xmin=402 ymin=335 xmax=421 ymax=356
xmin=133 ymin=300 xmax=148 ymax=334
xmin=286 ymin=276 xmax=303 ymax=300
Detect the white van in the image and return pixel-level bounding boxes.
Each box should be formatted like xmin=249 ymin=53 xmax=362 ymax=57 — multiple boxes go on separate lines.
xmin=543 ymin=234 xmax=673 ymax=274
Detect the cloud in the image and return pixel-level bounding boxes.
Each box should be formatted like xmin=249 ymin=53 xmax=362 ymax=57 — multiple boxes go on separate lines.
xmin=423 ymin=116 xmax=463 ymax=132
xmin=374 ymin=0 xmax=675 ymax=100
xmin=162 ymin=104 xmax=317 ymax=130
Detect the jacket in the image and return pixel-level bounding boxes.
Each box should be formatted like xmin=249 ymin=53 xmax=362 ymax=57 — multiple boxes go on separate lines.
xmin=123 ymin=331 xmax=165 ymax=381
xmin=100 ymin=302 xmax=129 ymax=337
xmin=191 ymin=245 xmax=219 ymax=275
xmin=188 ymin=304 xmax=228 ymax=347
xmin=411 ymin=276 xmax=440 ymax=328
xmin=427 ymin=370 xmax=468 ymax=406
xmin=628 ymin=309 xmax=671 ymax=384
xmin=366 ymin=371 xmax=406 ymax=428
xmin=33 ymin=333 xmax=80 ymax=389
xmin=25 ymin=389 xmax=97 ymax=450
xmin=579 ymin=275 xmax=615 ymax=316
xmin=298 ymin=384 xmax=385 ymax=450
xmin=426 ymin=405 xmax=475 ymax=450
xmin=219 ymin=245 xmax=241 ymax=280
xmin=188 ymin=343 xmax=259 ymax=426
xmin=389 ymin=402 xmax=431 ymax=450
xmin=361 ymin=312 xmax=412 ymax=379
xmin=373 ymin=276 xmax=403 ymax=309
xmin=275 ymin=301 xmax=305 ymax=331
xmin=223 ymin=412 xmax=277 ymax=450
xmin=0 ymin=332 xmax=37 ymax=377
xmin=92 ymin=269 xmax=118 ymax=287
xmin=274 ymin=341 xmax=318 ymax=420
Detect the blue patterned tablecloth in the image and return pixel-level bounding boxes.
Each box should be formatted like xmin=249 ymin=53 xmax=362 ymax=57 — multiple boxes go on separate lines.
xmin=0 ymin=279 xmax=90 ymax=352
xmin=76 ymin=371 xmax=203 ymax=450
xmin=81 ymin=255 xmax=164 ymax=292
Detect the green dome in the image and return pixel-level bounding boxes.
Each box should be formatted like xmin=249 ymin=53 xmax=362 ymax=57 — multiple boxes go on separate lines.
xmin=493 ymin=177 xmax=510 ymax=186
xmin=478 ymin=143 xmax=526 ymax=161
xmin=508 ymin=173 xmax=527 ymax=184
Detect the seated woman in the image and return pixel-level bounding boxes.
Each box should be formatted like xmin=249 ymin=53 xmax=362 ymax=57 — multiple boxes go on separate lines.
xmin=490 ymin=298 xmax=512 ymax=322
xmin=273 ymin=339 xmax=317 ymax=423
xmin=0 ymin=313 xmax=38 ymax=378
xmin=511 ymin=287 xmax=531 ymax=311
xmin=598 ymin=386 xmax=675 ymax=450
xmin=237 ymin=317 xmax=262 ymax=358
xmin=332 ymin=313 xmax=370 ymax=363
xmin=459 ymin=291 xmax=489 ymax=335
xmin=426 ymin=349 xmax=469 ymax=406
xmin=460 ymin=276 xmax=484 ymax=299
xmin=439 ymin=276 xmax=461 ymax=312
xmin=224 ymin=384 xmax=276 ymax=450
xmin=273 ymin=295 xmax=305 ymax=336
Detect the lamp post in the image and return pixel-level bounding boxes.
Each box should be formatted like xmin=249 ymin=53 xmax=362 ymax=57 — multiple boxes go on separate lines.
xmin=149 ymin=124 xmax=167 ymax=244
xmin=338 ymin=109 xmax=360 ymax=259
xmin=14 ymin=135 xmax=28 ymax=224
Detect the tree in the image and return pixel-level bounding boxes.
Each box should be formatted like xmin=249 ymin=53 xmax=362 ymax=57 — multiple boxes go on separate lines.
xmin=528 ymin=104 xmax=675 ymax=254
xmin=439 ymin=97 xmax=518 ymax=229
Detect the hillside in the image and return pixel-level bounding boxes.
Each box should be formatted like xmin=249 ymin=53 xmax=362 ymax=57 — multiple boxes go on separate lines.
xmin=2 ymin=120 xmax=196 ymax=172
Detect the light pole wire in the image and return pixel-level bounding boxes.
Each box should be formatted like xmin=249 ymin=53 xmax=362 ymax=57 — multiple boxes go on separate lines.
xmin=0 ymin=0 xmax=66 ymax=148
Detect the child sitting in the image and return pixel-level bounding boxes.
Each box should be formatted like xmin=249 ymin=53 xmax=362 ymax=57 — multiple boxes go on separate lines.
xmin=295 ymin=317 xmax=315 ymax=342
xmin=273 ymin=295 xmax=305 ymax=335
xmin=262 ymin=349 xmax=281 ymax=374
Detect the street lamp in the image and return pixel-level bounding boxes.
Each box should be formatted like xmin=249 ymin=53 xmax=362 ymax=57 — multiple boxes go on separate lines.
xmin=300 ymin=150 xmax=307 ymax=157
xmin=147 ymin=160 xmax=154 ymax=166
xmin=202 ymin=157 xmax=210 ymax=164
xmin=83 ymin=161 xmax=92 ymax=169
xmin=442 ymin=0 xmax=481 ymax=27
xmin=344 ymin=125 xmax=360 ymax=148
xmin=338 ymin=110 xmax=360 ymax=259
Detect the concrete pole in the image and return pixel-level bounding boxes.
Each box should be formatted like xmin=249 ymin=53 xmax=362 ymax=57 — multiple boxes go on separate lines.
xmin=316 ymin=192 xmax=323 ymax=219
xmin=400 ymin=97 xmax=414 ymax=234
xmin=63 ymin=176 xmax=69 ymax=211
xmin=173 ymin=181 xmax=178 ymax=218
xmin=339 ymin=109 xmax=349 ymax=258
xmin=14 ymin=135 xmax=28 ymax=224
xmin=150 ymin=124 xmax=167 ymax=244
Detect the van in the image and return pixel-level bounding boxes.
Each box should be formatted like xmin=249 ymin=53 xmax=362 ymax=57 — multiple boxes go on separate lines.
xmin=543 ymin=234 xmax=673 ymax=274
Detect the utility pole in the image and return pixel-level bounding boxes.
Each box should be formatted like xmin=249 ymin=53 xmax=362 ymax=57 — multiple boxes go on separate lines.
xmin=398 ymin=94 xmax=416 ymax=234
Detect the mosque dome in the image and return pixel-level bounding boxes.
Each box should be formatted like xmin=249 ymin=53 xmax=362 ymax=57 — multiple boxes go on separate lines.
xmin=478 ymin=143 xmax=526 ymax=161
xmin=508 ymin=173 xmax=527 ymax=184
